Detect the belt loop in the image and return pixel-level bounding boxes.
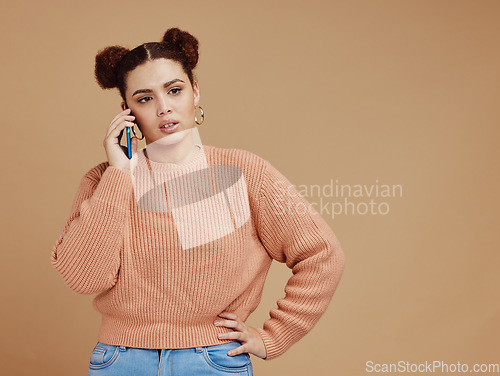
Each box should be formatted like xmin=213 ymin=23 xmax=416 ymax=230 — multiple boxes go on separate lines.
xmin=195 ymin=347 xmax=203 ymax=352
xmin=119 ymin=346 xmax=126 ymax=352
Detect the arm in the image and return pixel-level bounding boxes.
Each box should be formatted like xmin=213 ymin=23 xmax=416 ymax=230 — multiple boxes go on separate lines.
xmin=51 ymin=165 xmax=132 ymax=295
xmin=255 ymin=160 xmax=345 ymax=360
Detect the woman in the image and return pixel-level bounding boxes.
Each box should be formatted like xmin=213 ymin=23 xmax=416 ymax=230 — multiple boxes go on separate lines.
xmin=51 ymin=27 xmax=345 ymax=375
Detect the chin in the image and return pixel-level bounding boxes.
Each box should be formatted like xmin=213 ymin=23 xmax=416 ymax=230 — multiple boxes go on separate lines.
xmin=151 ymin=128 xmax=191 ymax=146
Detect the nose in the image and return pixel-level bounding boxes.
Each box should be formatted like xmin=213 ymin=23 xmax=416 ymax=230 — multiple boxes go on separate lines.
xmin=157 ymin=93 xmax=171 ymax=116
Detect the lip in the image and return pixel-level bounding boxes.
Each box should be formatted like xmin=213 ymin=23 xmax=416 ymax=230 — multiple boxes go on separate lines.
xmin=159 ymin=122 xmax=179 ymax=134
xmin=159 ymin=119 xmax=179 ymax=128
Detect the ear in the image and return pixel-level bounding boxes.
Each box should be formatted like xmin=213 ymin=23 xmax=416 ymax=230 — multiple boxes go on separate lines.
xmin=193 ymin=81 xmax=200 ymax=107
xmin=121 ymin=101 xmax=127 ymax=111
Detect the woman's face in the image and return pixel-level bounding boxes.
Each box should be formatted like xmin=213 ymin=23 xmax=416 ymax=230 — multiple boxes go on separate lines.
xmin=123 ymin=58 xmax=200 ymax=145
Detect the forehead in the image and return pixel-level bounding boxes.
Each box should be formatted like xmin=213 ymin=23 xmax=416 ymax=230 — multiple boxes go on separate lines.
xmin=126 ymin=58 xmax=186 ymax=89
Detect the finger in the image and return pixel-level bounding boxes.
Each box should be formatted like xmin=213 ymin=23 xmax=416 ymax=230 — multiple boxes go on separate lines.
xmin=105 ymin=120 xmax=136 ymax=139
xmin=122 ymin=120 xmax=135 ymax=127
xmin=106 ymin=111 xmax=130 ymax=131
xmin=218 ymin=312 xmax=238 ymax=320
xmin=227 ymin=345 xmax=247 ymax=357
xmin=214 ymin=319 xmax=237 ymax=329
xmin=217 ymin=331 xmax=237 ymax=340
xmin=110 ymin=108 xmax=131 ymax=123
xmin=219 ymin=312 xmax=246 ymax=331
xmin=106 ymin=115 xmax=135 ymax=136
xmin=105 ymin=114 xmax=135 ymax=136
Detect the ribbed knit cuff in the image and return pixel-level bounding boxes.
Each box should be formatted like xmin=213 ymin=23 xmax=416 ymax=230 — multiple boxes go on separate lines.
xmin=256 ymin=327 xmax=278 ymax=361
xmin=92 ymin=166 xmax=132 ymax=209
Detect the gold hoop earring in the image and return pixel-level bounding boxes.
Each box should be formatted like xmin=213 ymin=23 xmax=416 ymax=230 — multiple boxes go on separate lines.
xmin=131 ymin=124 xmax=144 ymax=140
xmin=194 ymin=105 xmax=204 ymax=126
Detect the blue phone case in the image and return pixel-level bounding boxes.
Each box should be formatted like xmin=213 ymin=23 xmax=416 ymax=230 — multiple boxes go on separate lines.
xmin=126 ymin=126 xmax=132 ymax=159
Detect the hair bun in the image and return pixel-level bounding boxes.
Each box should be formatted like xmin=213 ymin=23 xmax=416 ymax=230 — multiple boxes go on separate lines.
xmin=94 ymin=46 xmax=130 ymax=89
xmin=162 ymin=27 xmax=199 ymax=70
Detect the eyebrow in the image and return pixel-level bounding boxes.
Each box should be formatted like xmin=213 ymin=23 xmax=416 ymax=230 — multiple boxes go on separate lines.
xmin=132 ymin=79 xmax=185 ymax=97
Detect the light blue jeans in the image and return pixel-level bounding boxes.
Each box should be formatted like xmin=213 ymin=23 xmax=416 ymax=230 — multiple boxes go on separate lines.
xmin=87 ymin=340 xmax=253 ymax=375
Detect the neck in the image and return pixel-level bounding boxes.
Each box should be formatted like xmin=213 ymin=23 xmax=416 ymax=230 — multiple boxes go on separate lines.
xmin=144 ymin=132 xmax=200 ymax=164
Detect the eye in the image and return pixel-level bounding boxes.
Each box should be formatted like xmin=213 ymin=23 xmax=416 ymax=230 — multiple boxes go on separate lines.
xmin=138 ymin=96 xmax=152 ymax=103
xmin=169 ymin=88 xmax=181 ymax=95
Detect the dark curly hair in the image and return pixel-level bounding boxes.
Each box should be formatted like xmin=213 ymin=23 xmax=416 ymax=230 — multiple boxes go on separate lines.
xmin=94 ymin=27 xmax=199 ymax=104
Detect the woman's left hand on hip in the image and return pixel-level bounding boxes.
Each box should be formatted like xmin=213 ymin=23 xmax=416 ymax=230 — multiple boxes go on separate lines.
xmin=214 ymin=311 xmax=267 ymax=359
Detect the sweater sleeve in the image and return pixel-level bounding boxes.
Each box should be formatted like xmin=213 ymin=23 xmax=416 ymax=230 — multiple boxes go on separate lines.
xmin=51 ymin=165 xmax=133 ymax=295
xmin=255 ymin=160 xmax=345 ymax=361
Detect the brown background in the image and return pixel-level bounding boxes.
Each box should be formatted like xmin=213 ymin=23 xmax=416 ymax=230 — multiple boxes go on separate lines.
xmin=1 ymin=0 xmax=499 ymax=375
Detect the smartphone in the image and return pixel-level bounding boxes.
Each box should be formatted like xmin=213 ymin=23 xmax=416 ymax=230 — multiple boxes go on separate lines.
xmin=126 ymin=126 xmax=132 ymax=159
xmin=123 ymin=102 xmax=133 ymax=159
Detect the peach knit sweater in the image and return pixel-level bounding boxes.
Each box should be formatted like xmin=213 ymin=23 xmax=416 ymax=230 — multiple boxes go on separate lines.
xmin=51 ymin=144 xmax=345 ymax=361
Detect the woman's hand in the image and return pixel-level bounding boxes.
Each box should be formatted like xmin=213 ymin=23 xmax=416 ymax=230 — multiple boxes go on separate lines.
xmin=214 ymin=311 xmax=267 ymax=359
xmin=104 ymin=108 xmax=137 ymax=172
